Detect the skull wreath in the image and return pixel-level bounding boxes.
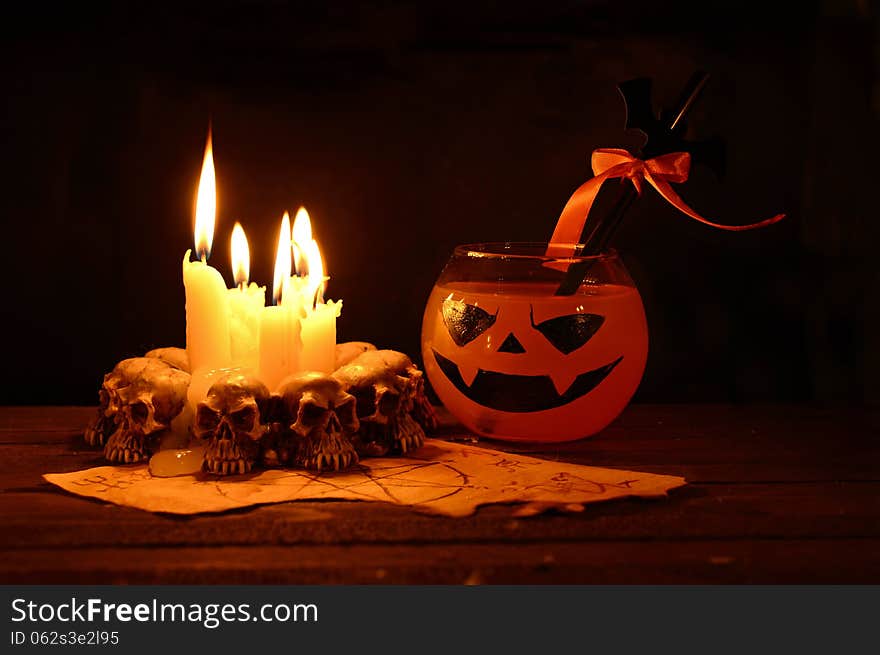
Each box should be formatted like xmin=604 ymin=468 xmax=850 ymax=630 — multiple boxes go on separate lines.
xmin=84 ymin=343 xmax=434 ymax=472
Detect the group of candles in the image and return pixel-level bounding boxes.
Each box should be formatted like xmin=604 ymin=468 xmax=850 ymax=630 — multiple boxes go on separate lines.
xmin=182 ymin=134 xmax=341 ymax=404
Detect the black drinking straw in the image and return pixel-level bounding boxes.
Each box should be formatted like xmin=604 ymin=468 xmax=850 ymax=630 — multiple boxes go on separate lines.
xmin=554 ymin=71 xmax=711 ymax=296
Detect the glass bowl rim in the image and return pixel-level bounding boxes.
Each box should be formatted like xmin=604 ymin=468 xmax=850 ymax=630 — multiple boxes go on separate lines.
xmin=452 ymin=242 xmax=620 ymax=262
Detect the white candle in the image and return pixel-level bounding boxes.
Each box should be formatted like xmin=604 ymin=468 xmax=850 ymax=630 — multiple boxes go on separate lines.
xmin=258 ymin=212 xmax=302 ymax=391
xmin=258 ymin=305 xmax=300 ymax=391
xmin=291 ymin=207 xmax=340 ymax=374
xmin=229 ymin=284 xmax=265 ymax=370
xmin=228 ymin=222 xmax=265 ymax=370
xmin=183 ymin=132 xmax=231 ymax=373
xmin=183 ymin=252 xmax=231 ymax=372
xmin=300 ymin=300 xmax=341 ymax=373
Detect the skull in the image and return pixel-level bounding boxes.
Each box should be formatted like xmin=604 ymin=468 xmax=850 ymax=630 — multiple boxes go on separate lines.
xmin=369 ymin=350 xmax=438 ymax=432
xmin=85 ymin=350 xmax=191 ymax=447
xmin=279 ymin=372 xmax=359 ymax=472
xmin=333 ymin=350 xmax=427 ymax=456
xmin=334 ymin=341 xmax=377 ymax=369
xmin=145 ymin=346 xmax=191 ymax=373
xmin=194 ymin=373 xmax=269 ymax=476
xmin=85 ymin=358 xmax=151 ymax=447
xmin=102 ymin=358 xmax=191 ymax=463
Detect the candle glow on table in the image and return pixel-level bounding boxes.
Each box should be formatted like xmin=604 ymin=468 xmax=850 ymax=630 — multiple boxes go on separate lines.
xmin=258 ymin=212 xmax=302 ymax=391
xmin=227 ymin=222 xmax=265 ymax=370
xmin=182 ymin=132 xmax=231 ymax=374
xmin=291 ymin=207 xmax=341 ymax=374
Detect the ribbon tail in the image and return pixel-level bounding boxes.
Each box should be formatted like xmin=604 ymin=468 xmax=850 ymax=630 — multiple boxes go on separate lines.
xmin=547 ymin=170 xmax=619 ymax=257
xmin=647 ymin=173 xmax=786 ymax=231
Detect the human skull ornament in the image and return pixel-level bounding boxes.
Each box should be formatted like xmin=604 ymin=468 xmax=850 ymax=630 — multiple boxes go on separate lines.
xmin=145 ymin=347 xmax=191 ymax=373
xmin=85 ymin=350 xmax=191 ymax=447
xmin=102 ymin=358 xmax=191 ymax=463
xmin=279 ymin=372 xmax=359 ymax=472
xmin=85 ymin=358 xmax=152 ymax=447
xmin=334 ymin=341 xmax=377 ymax=369
xmin=333 ymin=351 xmax=426 ymax=456
xmin=368 ymin=350 xmax=438 ymax=432
xmin=194 ymin=373 xmax=269 ymax=476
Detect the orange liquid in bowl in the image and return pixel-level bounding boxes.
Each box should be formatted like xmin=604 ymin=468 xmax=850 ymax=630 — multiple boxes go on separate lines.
xmin=421 ymin=281 xmax=648 ymax=442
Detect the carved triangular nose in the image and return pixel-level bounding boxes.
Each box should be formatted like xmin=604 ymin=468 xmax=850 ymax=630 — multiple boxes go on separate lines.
xmin=497 ymin=332 xmax=526 ymax=354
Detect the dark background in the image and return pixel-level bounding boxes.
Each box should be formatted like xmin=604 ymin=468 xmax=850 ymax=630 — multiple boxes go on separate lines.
xmin=1 ymin=0 xmax=877 ymax=406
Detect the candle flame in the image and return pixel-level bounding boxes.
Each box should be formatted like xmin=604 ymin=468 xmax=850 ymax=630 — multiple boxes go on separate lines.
xmin=291 ymin=206 xmax=326 ymax=306
xmin=272 ymin=212 xmax=292 ymax=305
xmin=307 ymin=240 xmax=326 ymax=306
xmin=292 ymin=206 xmax=312 ymax=275
xmin=230 ymin=222 xmax=250 ymax=287
xmin=194 ymin=131 xmax=216 ymax=260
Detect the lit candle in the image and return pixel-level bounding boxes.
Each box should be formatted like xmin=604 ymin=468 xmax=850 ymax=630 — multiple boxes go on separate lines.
xmin=258 ymin=212 xmax=302 ymax=391
xmin=227 ymin=222 xmax=265 ymax=370
xmin=291 ymin=207 xmax=341 ymax=374
xmin=182 ymin=131 xmax=231 ymax=373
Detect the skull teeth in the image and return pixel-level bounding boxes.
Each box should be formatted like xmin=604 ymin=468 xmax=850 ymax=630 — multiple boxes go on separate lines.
xmin=84 ymin=429 xmax=102 ymax=447
xmin=393 ymin=415 xmax=426 ymax=454
xmin=84 ymin=416 xmax=112 ymax=447
xmin=105 ymin=446 xmax=146 ymax=464
xmin=205 ymin=457 xmax=253 ymax=476
xmin=303 ymin=448 xmax=358 ymax=472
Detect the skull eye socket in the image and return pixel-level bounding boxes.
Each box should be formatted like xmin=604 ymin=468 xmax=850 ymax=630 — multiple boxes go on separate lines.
xmin=352 ymin=388 xmax=376 ymax=418
xmin=335 ymin=399 xmax=356 ymax=426
xmin=442 ymin=299 xmax=497 ymax=346
xmin=300 ymin=402 xmax=327 ymax=425
xmin=196 ymin=405 xmax=221 ymax=431
xmin=129 ymin=400 xmax=150 ymax=424
xmin=530 ymin=308 xmax=605 ymax=354
xmin=377 ymin=389 xmax=400 ymax=415
xmin=230 ymin=406 xmax=257 ymax=432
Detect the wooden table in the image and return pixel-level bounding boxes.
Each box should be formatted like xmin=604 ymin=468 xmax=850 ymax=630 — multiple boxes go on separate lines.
xmin=1 ymin=405 xmax=877 ymax=584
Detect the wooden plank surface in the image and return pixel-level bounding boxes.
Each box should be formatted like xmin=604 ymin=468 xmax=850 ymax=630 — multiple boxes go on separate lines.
xmin=0 ymin=405 xmax=877 ymax=583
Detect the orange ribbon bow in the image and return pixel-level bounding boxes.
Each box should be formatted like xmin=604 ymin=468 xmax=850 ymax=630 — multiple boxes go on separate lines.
xmin=547 ymin=148 xmax=785 ymax=257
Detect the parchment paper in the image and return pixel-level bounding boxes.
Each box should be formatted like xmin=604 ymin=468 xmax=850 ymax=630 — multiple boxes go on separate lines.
xmin=44 ymin=439 xmax=685 ymax=517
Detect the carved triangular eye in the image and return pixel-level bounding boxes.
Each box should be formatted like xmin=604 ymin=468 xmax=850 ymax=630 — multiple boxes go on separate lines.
xmin=442 ymin=298 xmax=497 ymax=347
xmin=530 ymin=307 xmax=604 ymax=354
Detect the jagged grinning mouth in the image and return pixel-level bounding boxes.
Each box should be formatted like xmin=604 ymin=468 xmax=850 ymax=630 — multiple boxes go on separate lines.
xmin=432 ymin=349 xmax=623 ymax=413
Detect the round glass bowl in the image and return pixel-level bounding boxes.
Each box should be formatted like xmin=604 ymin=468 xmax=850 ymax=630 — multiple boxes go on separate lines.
xmin=421 ymin=243 xmax=648 ymax=442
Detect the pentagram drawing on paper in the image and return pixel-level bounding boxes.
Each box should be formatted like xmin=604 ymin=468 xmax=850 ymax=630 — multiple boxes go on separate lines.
xmin=262 ymin=456 xmax=474 ymax=508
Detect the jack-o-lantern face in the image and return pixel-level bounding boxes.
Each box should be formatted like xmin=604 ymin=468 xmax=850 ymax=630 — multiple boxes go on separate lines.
xmin=421 ymin=282 xmax=648 ymax=442
xmin=434 ymin=298 xmax=622 ymax=412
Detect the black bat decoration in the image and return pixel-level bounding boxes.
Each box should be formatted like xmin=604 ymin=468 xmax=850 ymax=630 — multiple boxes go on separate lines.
xmin=618 ymin=76 xmax=726 ymax=178
xmin=554 ymin=71 xmax=721 ymax=295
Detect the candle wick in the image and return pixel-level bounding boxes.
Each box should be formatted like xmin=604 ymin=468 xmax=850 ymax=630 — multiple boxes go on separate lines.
xmin=238 ymin=281 xmax=246 ymax=291
xmin=200 ymin=253 xmax=207 ymax=264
